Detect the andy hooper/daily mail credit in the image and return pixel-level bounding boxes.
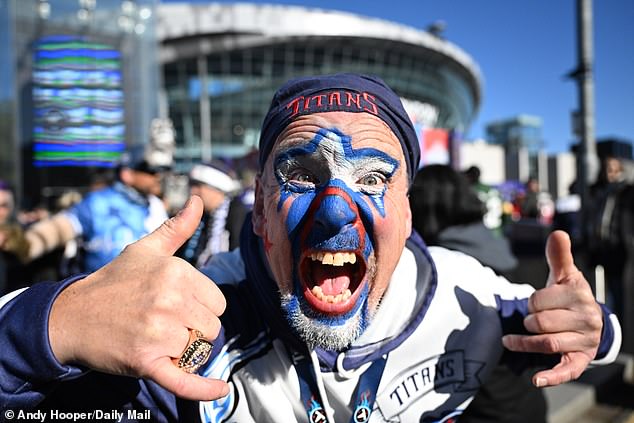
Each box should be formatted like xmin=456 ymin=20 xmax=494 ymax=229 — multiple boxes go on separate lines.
xmin=4 ymin=409 xmax=152 ymax=421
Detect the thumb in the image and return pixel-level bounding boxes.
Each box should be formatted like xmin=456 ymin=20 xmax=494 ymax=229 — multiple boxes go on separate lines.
xmin=545 ymin=230 xmax=577 ymax=286
xmin=136 ymin=195 xmax=203 ymax=256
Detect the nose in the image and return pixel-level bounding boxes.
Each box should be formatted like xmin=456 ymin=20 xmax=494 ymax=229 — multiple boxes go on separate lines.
xmin=312 ymin=190 xmax=357 ymax=237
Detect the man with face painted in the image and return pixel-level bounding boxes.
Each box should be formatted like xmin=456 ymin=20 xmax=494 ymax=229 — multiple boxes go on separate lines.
xmin=0 ymin=74 xmax=622 ymax=422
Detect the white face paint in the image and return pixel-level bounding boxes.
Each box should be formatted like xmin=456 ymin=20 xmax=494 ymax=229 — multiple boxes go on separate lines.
xmin=276 ymin=129 xmax=397 ymax=192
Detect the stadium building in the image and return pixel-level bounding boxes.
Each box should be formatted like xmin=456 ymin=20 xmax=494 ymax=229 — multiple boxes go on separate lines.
xmin=157 ymin=3 xmax=483 ymax=171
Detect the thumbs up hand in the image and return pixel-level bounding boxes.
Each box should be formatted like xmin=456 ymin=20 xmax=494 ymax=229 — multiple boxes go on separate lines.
xmin=49 ymin=196 xmax=229 ymax=400
xmin=502 ymin=230 xmax=603 ymax=388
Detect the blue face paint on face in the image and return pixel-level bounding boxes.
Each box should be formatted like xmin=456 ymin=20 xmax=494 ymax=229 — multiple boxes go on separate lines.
xmin=272 ymin=128 xmax=400 ymax=325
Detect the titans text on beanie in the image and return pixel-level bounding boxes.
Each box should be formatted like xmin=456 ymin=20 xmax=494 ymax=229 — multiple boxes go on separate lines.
xmin=258 ymin=73 xmax=420 ymax=183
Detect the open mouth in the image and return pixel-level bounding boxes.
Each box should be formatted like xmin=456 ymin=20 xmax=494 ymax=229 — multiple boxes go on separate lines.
xmin=299 ymin=250 xmax=367 ymax=315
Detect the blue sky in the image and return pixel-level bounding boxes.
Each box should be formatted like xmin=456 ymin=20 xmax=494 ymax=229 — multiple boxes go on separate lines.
xmin=168 ymin=0 xmax=634 ymax=154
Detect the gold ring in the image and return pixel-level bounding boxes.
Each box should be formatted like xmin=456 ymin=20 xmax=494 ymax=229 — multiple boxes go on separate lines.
xmin=177 ymin=329 xmax=213 ymax=374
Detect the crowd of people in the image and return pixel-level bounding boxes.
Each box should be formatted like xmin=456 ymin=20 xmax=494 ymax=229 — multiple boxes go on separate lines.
xmin=0 ymin=146 xmax=256 ymax=296
xmin=0 ymin=73 xmax=628 ymax=422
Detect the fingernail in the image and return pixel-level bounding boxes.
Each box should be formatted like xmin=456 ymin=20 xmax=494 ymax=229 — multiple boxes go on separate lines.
xmin=176 ymin=198 xmax=192 ymax=217
xmin=221 ymin=382 xmax=230 ymax=397
xmin=535 ymin=377 xmax=547 ymax=387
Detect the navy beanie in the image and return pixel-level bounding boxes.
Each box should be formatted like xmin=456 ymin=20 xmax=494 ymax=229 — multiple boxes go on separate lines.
xmin=258 ymin=73 xmax=421 ymax=183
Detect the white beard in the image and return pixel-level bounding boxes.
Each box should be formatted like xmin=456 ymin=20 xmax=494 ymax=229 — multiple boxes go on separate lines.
xmin=280 ymin=293 xmax=369 ymax=351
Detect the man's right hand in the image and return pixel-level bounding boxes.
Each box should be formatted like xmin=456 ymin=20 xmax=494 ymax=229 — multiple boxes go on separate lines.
xmin=49 ymin=196 xmax=229 ymax=401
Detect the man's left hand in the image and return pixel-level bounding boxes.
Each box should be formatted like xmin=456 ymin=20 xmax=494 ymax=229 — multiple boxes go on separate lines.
xmin=502 ymin=230 xmax=603 ymax=387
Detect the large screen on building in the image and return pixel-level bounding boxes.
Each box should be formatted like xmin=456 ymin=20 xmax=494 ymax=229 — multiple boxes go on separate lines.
xmin=32 ymin=35 xmax=125 ymax=167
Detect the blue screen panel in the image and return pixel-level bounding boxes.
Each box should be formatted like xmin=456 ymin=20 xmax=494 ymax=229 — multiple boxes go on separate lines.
xmin=32 ymin=35 xmax=125 ymax=167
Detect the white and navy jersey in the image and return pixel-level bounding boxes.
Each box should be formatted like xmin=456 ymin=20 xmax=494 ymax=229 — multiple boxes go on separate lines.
xmin=196 ymin=234 xmax=621 ymax=423
xmin=0 ymin=235 xmax=622 ymax=422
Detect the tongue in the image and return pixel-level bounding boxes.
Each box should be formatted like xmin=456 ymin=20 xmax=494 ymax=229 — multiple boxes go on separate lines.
xmin=313 ymin=265 xmax=351 ymax=296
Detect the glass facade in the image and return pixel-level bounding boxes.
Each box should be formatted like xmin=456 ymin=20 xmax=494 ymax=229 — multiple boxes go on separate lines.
xmin=0 ymin=0 xmax=159 ymax=206
xmin=486 ymin=115 xmax=544 ymax=179
xmin=159 ymin=4 xmax=481 ymax=171
xmin=0 ymin=1 xmax=17 ymax=188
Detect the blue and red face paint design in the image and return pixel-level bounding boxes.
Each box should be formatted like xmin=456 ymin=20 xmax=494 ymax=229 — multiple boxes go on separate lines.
xmin=273 ymin=128 xmax=399 ymax=326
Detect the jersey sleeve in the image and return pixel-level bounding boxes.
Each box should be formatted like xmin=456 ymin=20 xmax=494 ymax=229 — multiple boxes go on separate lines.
xmin=493 ymin=284 xmax=621 ymax=364
xmin=0 ymin=277 xmax=88 ymax=410
xmin=429 ymin=246 xmax=622 ymax=369
xmin=63 ymin=198 xmax=94 ymax=237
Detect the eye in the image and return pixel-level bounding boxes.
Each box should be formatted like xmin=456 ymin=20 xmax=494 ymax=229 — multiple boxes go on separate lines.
xmin=358 ymin=173 xmax=385 ymax=188
xmin=289 ymin=169 xmax=318 ymax=185
xmin=295 ymin=173 xmax=313 ymax=183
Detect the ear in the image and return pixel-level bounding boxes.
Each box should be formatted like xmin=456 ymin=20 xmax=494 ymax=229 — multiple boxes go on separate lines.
xmin=251 ymin=176 xmax=266 ymax=237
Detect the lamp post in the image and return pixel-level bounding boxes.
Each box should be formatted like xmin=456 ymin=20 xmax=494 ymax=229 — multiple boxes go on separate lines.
xmin=572 ymin=0 xmax=599 ymax=245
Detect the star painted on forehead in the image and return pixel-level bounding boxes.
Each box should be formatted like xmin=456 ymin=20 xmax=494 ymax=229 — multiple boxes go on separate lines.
xmin=274 ymin=127 xmax=400 ymax=221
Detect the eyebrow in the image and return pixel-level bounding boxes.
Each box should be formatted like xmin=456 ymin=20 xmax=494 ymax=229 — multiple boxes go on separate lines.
xmin=275 ymin=143 xmax=399 ymax=178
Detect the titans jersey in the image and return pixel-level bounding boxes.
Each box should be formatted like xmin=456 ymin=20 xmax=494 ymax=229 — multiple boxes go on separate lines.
xmin=64 ymin=182 xmax=167 ymax=272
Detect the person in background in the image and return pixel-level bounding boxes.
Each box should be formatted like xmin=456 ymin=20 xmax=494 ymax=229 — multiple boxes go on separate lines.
xmin=0 ymin=182 xmax=29 ymax=295
xmin=19 ymin=144 xmax=169 ymax=273
xmin=619 ymin=180 xmax=634 ymax=354
xmin=462 ymin=165 xmax=504 ymax=237
xmin=517 ymin=177 xmax=554 ymax=225
xmin=177 ymin=160 xmax=248 ymax=268
xmin=409 ymin=164 xmax=545 ymax=423
xmin=552 ymin=181 xmax=582 ymax=246
xmin=518 ymin=178 xmax=540 ymax=218
xmin=588 ymin=156 xmax=630 ymax=326
xmin=235 ymin=167 xmax=257 ymax=212
xmin=234 ymin=149 xmax=260 ymax=212
xmin=54 ymin=190 xmax=84 ymax=279
xmin=16 ymin=204 xmax=50 ymax=227
xmin=411 ymin=165 xmax=518 ymax=277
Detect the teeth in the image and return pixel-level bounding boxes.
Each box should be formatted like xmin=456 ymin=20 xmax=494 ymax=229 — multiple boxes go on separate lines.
xmin=311 ymin=286 xmax=352 ymax=303
xmin=310 ymin=251 xmax=357 ymax=266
